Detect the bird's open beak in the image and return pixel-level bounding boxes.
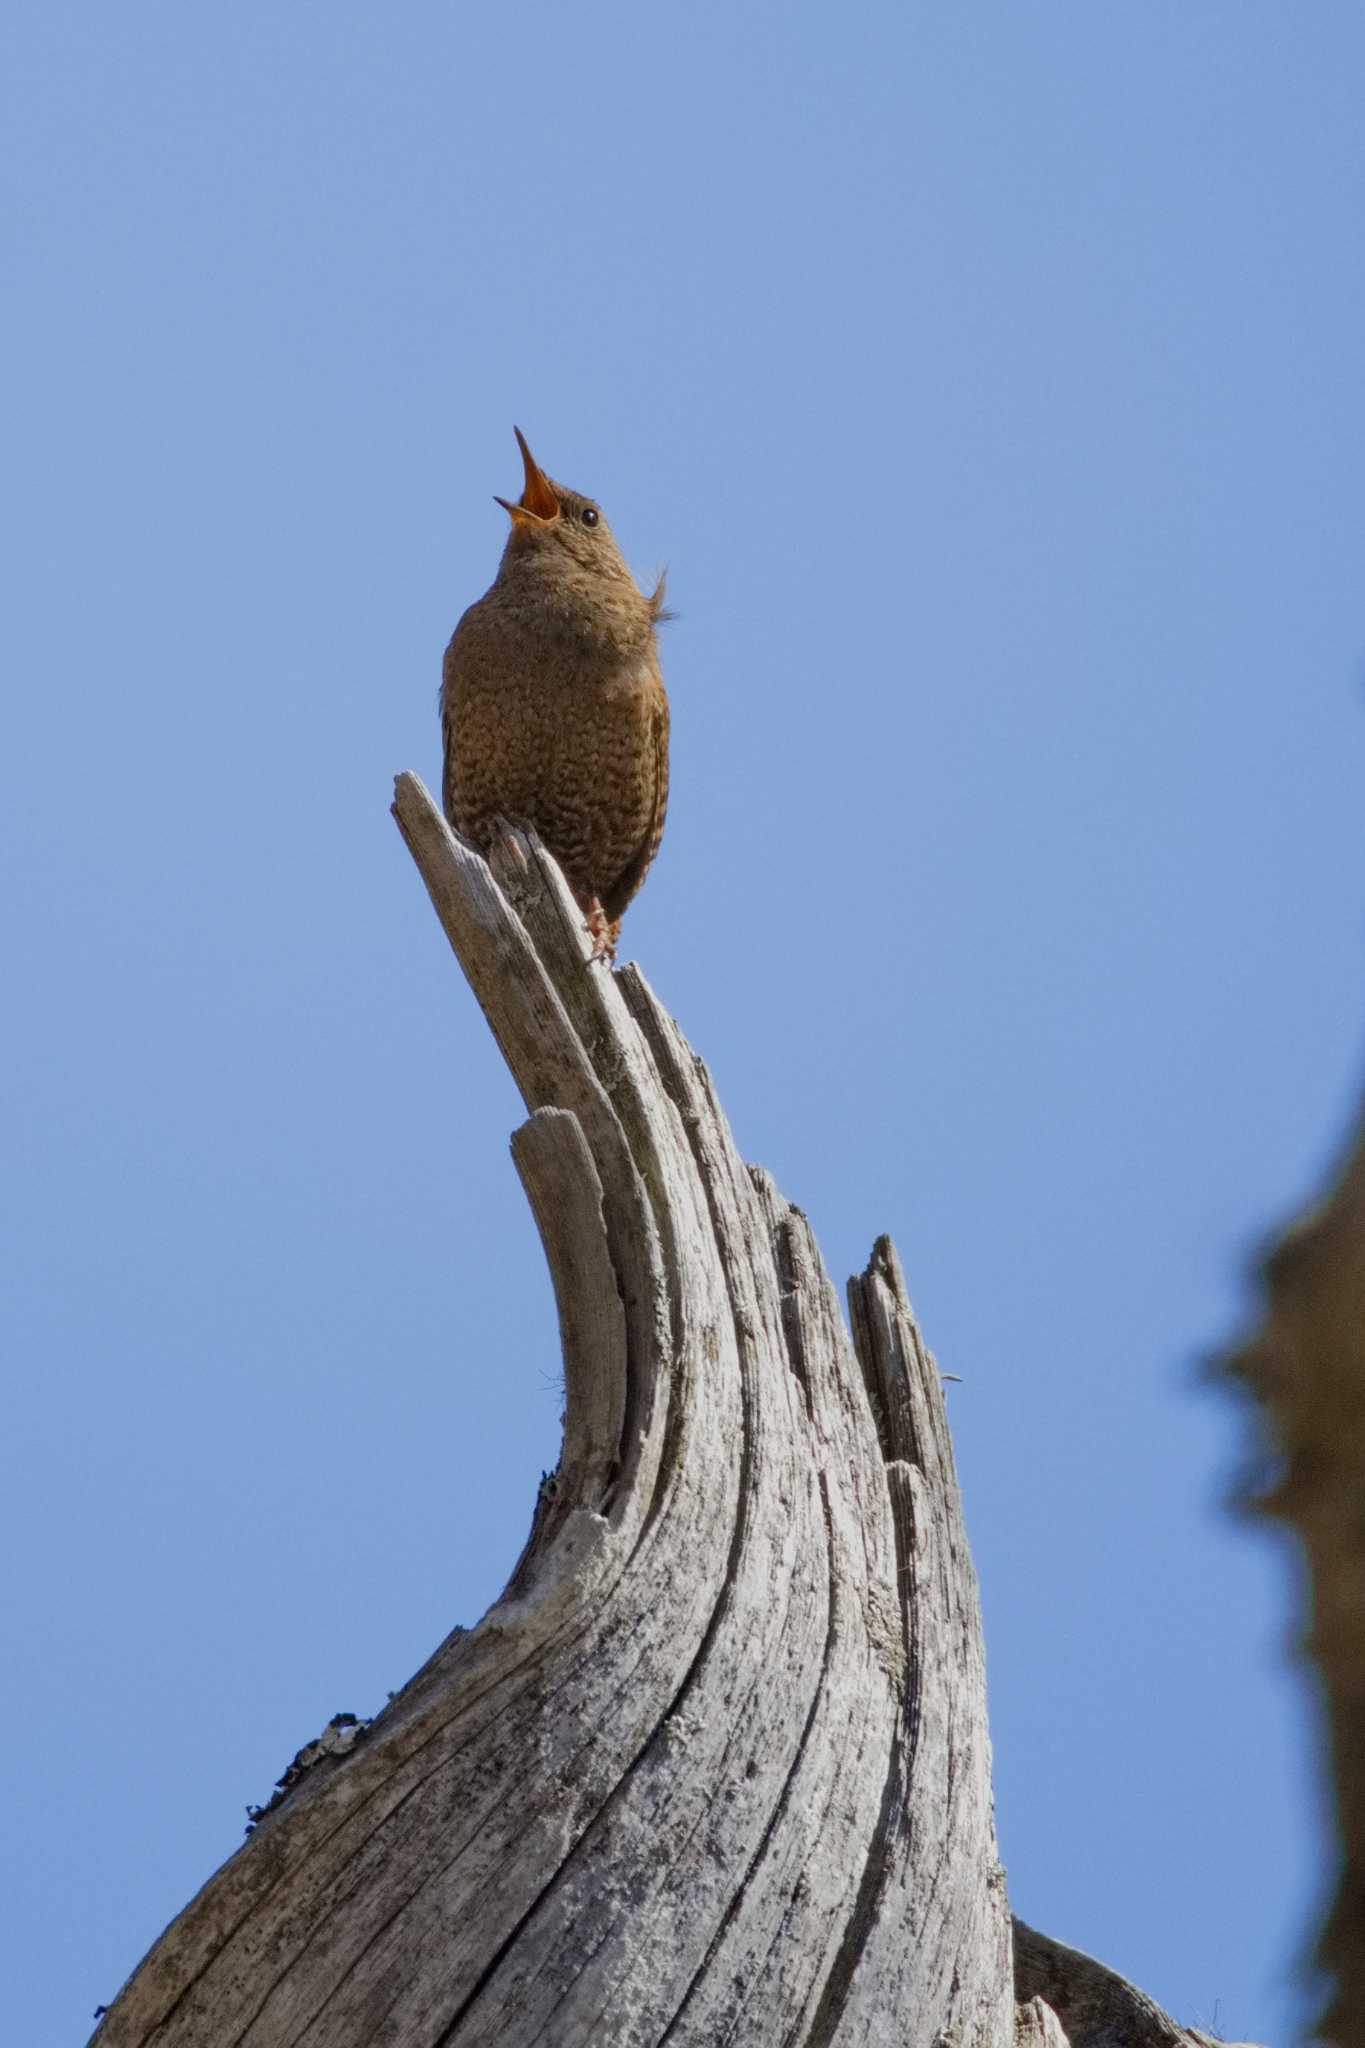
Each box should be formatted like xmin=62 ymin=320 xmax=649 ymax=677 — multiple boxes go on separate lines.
xmin=494 ymin=426 xmax=561 ymax=528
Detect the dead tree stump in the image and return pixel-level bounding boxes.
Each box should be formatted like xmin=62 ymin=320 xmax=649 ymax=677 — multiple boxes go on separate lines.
xmin=91 ymin=774 xmax=1238 ymax=2048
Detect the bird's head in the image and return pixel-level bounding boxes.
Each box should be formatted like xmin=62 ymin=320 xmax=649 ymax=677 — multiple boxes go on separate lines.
xmin=495 ymin=427 xmax=647 ymax=597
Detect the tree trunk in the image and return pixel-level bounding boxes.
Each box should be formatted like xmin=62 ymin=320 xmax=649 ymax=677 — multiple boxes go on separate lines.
xmin=91 ymin=774 xmax=1243 ymax=2048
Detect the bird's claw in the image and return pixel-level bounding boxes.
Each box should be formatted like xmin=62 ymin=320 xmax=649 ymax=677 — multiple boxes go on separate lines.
xmin=488 ymin=814 xmax=531 ymax=872
xmin=581 ymin=899 xmax=619 ymax=967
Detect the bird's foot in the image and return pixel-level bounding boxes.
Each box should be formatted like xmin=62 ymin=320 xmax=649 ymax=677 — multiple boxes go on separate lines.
xmin=488 ymin=814 xmax=531 ymax=873
xmin=578 ymin=897 xmax=619 ymax=967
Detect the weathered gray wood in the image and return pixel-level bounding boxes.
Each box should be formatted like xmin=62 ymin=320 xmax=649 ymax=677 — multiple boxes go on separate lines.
xmin=1012 ymin=1922 xmax=1257 ymax=2048
xmin=91 ymin=773 xmax=1223 ymax=2047
xmin=1017 ymin=1997 xmax=1072 ymax=2048
xmin=1223 ymin=1074 xmax=1365 ymax=2048
xmin=508 ymin=1106 xmax=627 ymax=1554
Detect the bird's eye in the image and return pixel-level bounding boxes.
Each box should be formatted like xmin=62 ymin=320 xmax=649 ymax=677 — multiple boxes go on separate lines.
xmin=581 ymin=506 xmax=599 ymax=527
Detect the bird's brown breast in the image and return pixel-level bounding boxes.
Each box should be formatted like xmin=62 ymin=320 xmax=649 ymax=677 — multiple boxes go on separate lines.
xmin=441 ymin=595 xmax=669 ymax=919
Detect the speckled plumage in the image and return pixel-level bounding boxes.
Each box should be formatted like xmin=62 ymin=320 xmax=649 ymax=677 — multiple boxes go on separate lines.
xmin=441 ymin=429 xmax=670 ymax=963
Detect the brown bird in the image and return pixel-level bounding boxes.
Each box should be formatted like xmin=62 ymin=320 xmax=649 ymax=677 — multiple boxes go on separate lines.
xmin=441 ymin=427 xmax=670 ymax=964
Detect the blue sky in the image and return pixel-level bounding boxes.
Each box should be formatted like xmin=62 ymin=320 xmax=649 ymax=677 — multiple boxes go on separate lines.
xmin=5 ymin=5 xmax=1363 ymax=2042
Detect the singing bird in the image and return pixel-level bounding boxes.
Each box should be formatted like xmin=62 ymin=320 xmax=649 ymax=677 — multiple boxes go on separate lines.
xmin=441 ymin=428 xmax=670 ymax=964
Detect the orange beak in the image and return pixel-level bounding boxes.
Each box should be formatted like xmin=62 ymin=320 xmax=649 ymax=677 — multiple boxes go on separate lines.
xmin=494 ymin=426 xmax=560 ymax=528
